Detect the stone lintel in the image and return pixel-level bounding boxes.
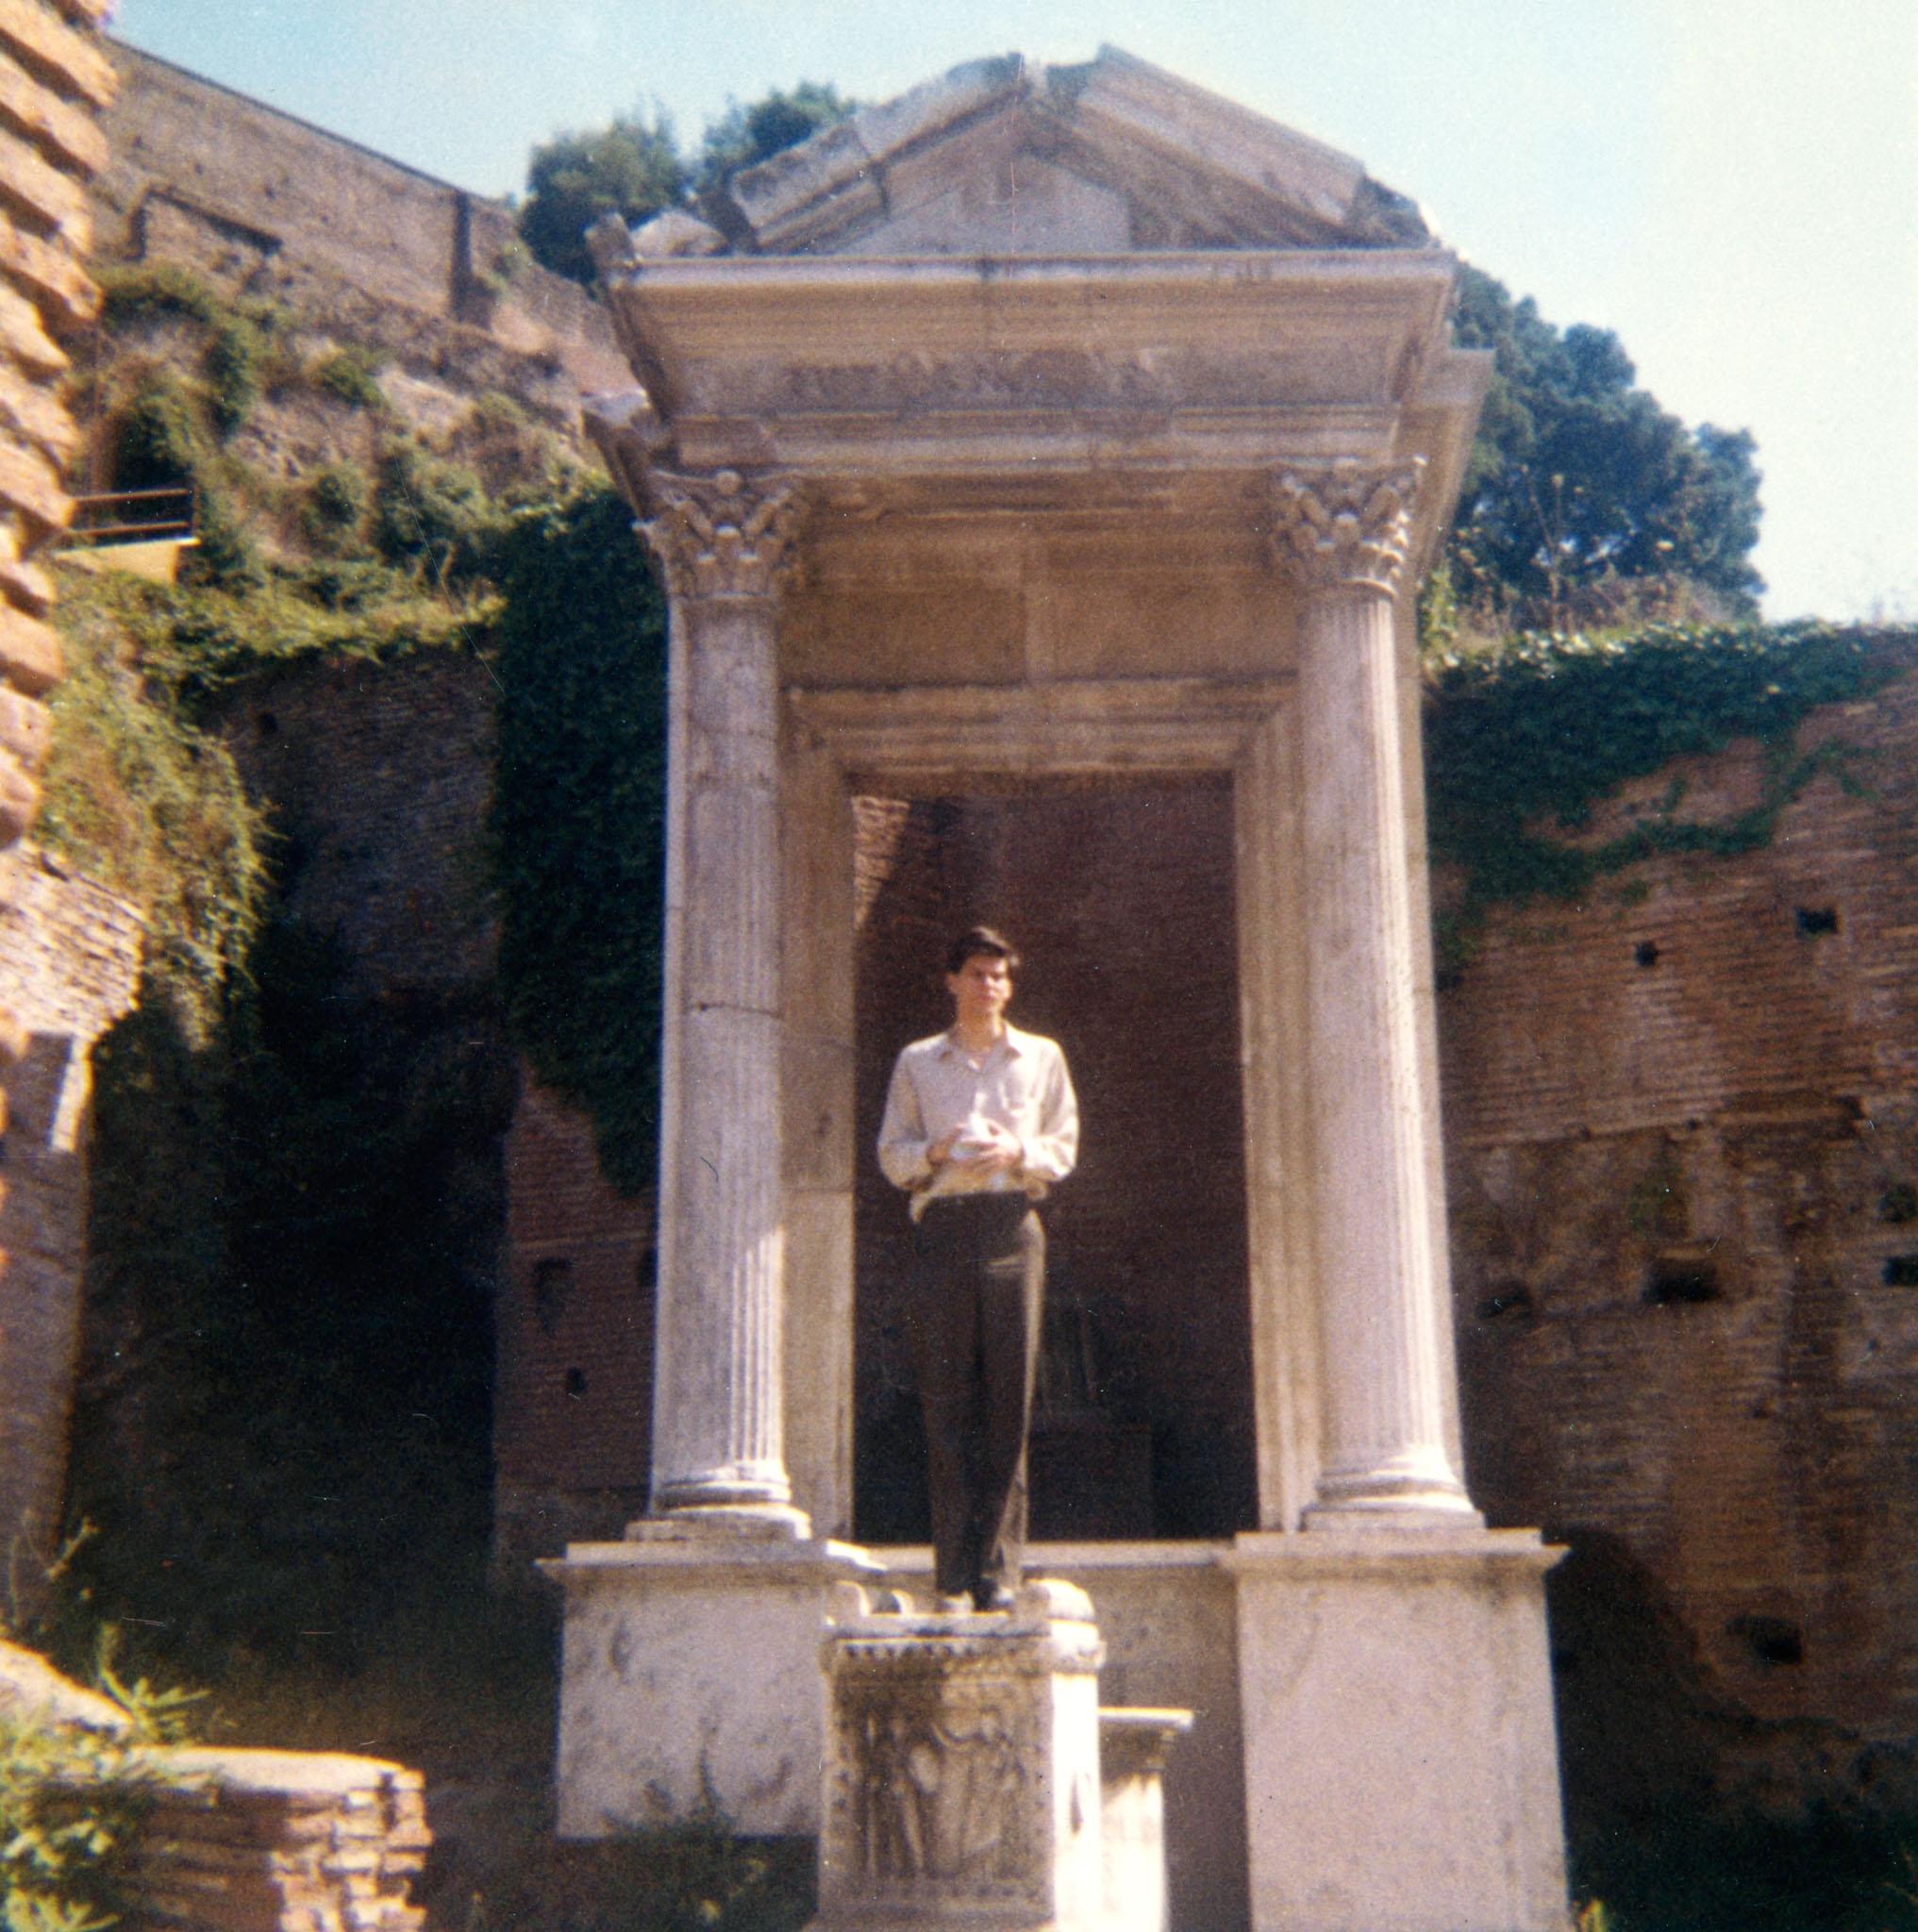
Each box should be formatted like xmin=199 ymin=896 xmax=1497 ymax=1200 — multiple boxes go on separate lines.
xmin=668 ymin=410 xmax=1405 ymax=491
xmin=790 ymin=677 xmax=1291 ymax=786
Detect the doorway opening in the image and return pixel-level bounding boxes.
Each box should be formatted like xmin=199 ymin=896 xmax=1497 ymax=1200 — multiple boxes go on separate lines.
xmin=850 ymin=779 xmax=1258 ymax=1546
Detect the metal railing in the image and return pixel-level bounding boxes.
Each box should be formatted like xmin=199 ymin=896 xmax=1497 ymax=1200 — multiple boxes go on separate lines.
xmin=63 ymin=485 xmax=197 ymax=548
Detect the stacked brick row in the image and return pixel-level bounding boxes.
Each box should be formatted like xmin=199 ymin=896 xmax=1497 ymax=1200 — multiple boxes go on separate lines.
xmin=0 ymin=0 xmax=113 ymax=1143
xmin=117 ymin=1748 xmax=428 ymax=1932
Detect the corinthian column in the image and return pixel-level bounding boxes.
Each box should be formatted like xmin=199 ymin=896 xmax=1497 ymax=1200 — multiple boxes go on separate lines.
xmin=1271 ymin=460 xmax=1476 ymax=1524
xmin=639 ymin=466 xmax=808 ymax=1525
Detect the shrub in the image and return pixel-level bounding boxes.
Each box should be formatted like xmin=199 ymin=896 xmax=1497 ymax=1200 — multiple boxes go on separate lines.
xmin=309 ymin=345 xmax=386 ymax=411
xmin=178 ymin=489 xmax=262 ymax=593
xmin=97 ymin=262 xmax=222 ymax=331
xmin=201 ymin=316 xmax=264 ymax=438
xmin=298 ymin=461 xmax=369 ymax=549
xmin=108 ymin=372 xmax=200 ymax=492
xmin=371 ymin=439 xmax=490 ymax=579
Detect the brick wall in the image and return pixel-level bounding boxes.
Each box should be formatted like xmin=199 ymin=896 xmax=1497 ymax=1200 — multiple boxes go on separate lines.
xmin=218 ymin=650 xmax=500 ymax=998
xmin=493 ymin=1075 xmax=652 ymax=1571
xmin=0 ymin=0 xmax=118 ymax=1589
xmin=0 ymin=841 xmax=138 ymax=1570
xmin=1441 ymin=666 xmax=1918 ymax=1808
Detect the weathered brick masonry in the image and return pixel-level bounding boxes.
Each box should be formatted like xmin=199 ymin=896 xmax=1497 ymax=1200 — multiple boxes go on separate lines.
xmin=1442 ymin=670 xmax=1918 ymax=1798
xmin=92 ymin=41 xmax=627 ymax=421
xmin=0 ymin=0 xmax=116 ymax=1588
xmin=0 ymin=841 xmax=136 ymax=1569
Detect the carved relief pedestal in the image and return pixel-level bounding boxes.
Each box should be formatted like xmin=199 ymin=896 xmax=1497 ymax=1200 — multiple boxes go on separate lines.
xmin=814 ymin=1582 xmax=1109 ymax=1932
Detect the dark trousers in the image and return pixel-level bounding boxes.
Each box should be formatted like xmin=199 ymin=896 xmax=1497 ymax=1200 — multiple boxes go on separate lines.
xmin=906 ymin=1195 xmax=1044 ymax=1602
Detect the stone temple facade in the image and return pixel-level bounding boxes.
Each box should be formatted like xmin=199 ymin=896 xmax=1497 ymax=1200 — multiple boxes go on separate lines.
xmin=544 ymin=49 xmax=1567 ymax=1932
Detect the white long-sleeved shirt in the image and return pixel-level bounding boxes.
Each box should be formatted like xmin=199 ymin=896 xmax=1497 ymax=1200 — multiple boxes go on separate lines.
xmin=877 ymin=1023 xmax=1079 ymax=1219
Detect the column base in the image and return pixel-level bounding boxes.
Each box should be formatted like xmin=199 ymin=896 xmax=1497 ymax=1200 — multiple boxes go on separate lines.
xmin=544 ymin=1529 xmax=883 ymax=1837
xmin=1225 ymin=1527 xmax=1568 ymax=1932
xmin=629 ymin=1501 xmax=814 ymax=1541
xmin=1305 ymin=1449 xmax=1482 ymax=1529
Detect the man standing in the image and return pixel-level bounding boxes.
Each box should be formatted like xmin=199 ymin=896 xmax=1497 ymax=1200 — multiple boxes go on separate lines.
xmin=877 ymin=927 xmax=1079 ymax=1611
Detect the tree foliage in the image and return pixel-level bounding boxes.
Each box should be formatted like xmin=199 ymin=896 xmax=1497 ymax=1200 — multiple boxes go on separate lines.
xmin=517 ymin=84 xmax=855 ymax=283
xmin=1446 ymin=266 xmax=1763 ymax=626
xmin=694 ymin=81 xmax=856 ymax=194
xmin=517 ymin=111 xmax=686 ymax=284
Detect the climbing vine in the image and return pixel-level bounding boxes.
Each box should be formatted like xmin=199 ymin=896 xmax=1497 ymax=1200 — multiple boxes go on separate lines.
xmin=488 ymin=483 xmax=669 ymax=1194
xmin=1423 ymin=620 xmax=1918 ymax=965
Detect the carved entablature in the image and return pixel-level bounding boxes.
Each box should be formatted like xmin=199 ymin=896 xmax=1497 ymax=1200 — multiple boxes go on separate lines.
xmin=681 ymin=344 xmax=1358 ymax=420
xmin=639 ymin=467 xmax=808 ymax=603
xmin=1269 ymin=458 xmax=1426 ymax=597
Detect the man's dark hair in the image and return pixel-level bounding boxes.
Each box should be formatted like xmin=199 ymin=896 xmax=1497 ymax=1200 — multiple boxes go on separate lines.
xmin=946 ymin=925 xmax=1020 ymax=975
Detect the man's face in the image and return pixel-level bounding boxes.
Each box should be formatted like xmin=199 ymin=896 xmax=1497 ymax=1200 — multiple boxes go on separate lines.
xmin=946 ymin=952 xmax=1013 ymax=1030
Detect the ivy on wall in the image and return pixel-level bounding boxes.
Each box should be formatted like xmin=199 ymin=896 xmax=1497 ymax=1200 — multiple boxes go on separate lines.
xmin=1424 ymin=621 xmax=1918 ymax=966
xmin=488 ymin=484 xmax=669 ymax=1194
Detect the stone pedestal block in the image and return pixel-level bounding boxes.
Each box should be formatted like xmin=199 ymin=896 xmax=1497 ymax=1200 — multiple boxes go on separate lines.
xmin=814 ymin=1579 xmax=1108 ymax=1932
xmin=1226 ymin=1530 xmax=1567 ymax=1932
xmin=1098 ymin=1708 xmax=1192 ymax=1932
xmin=544 ymin=1522 xmax=883 ymax=1837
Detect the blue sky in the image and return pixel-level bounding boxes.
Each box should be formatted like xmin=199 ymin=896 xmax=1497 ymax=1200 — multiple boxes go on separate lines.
xmin=113 ymin=0 xmax=1918 ymax=624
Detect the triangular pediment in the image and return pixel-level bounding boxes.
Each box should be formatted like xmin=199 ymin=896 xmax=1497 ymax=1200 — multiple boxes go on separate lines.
xmin=687 ymin=47 xmax=1430 ymax=258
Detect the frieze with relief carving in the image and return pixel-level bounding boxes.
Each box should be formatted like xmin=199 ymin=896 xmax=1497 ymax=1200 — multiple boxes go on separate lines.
xmin=639 ymin=468 xmax=808 ymax=602
xmin=683 ymin=344 xmax=1381 ymax=420
xmin=1270 ymin=458 xmax=1426 ymax=595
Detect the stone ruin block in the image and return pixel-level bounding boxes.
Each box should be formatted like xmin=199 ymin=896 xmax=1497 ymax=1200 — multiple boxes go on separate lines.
xmin=815 ymin=1579 xmax=1189 ymax=1932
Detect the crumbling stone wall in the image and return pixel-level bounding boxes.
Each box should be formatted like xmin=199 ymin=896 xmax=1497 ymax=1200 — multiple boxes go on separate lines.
xmin=92 ymin=42 xmax=627 ymax=413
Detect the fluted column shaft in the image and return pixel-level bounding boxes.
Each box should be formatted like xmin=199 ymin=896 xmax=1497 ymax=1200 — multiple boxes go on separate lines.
xmin=1274 ymin=462 xmax=1476 ymax=1523
xmin=640 ymin=469 xmax=806 ymax=1521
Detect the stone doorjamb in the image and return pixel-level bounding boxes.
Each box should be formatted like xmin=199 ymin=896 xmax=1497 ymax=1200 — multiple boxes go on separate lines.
xmin=784 ymin=675 xmax=1319 ymax=1534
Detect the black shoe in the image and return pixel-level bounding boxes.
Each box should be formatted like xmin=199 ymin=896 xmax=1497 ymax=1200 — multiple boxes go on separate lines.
xmin=974 ymin=1584 xmax=1017 ymax=1613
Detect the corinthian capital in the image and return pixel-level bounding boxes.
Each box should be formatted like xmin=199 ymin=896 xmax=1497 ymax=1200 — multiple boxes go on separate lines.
xmin=1270 ymin=458 xmax=1426 ymax=596
xmin=641 ymin=468 xmax=807 ymax=602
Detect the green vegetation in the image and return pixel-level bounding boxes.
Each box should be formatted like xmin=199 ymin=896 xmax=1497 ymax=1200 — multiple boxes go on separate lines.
xmin=693 ymin=81 xmax=857 ymax=194
xmin=38 ymin=275 xmax=565 ymax=1684
xmin=0 ymin=1631 xmax=200 ymax=1932
xmin=37 ymin=573 xmax=268 ymax=1040
xmin=518 ymin=109 xmax=687 ymax=284
xmin=106 ymin=370 xmax=199 ymax=493
xmin=488 ymin=483 xmax=668 ymax=1193
xmin=1572 ymin=1810 xmax=1918 ymax=1932
xmin=309 ymin=343 xmax=386 ymax=410
xmin=517 ymin=82 xmax=855 ymax=281
xmin=1423 ymin=620 xmax=1917 ymax=967
xmin=1444 ymin=265 xmax=1763 ymax=632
